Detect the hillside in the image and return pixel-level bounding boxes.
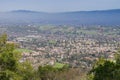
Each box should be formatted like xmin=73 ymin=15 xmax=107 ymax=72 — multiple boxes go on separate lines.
xmin=0 ymin=9 xmax=120 ymax=25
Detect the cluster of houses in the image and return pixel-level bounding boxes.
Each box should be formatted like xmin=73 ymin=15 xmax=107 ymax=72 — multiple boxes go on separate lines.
xmin=17 ymin=34 xmax=119 ymax=69
xmin=1 ymin=25 xmax=119 ymax=69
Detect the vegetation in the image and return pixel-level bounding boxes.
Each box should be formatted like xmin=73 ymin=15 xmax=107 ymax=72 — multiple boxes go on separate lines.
xmin=53 ymin=62 xmax=65 ymax=69
xmin=88 ymin=51 xmax=120 ymax=80
xmin=14 ymin=48 xmax=33 ymax=53
xmin=0 ymin=34 xmax=35 ymax=80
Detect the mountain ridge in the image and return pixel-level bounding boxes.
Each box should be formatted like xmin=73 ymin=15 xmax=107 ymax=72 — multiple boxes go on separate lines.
xmin=0 ymin=9 xmax=120 ymax=25
xmin=9 ymin=9 xmax=120 ymax=13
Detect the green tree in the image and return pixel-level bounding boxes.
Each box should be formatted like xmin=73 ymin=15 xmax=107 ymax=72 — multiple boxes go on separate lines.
xmin=38 ymin=65 xmax=57 ymax=80
xmin=0 ymin=34 xmax=35 ymax=80
xmin=17 ymin=61 xmax=35 ymax=80
xmin=88 ymin=51 xmax=120 ymax=80
xmin=0 ymin=34 xmax=22 ymax=80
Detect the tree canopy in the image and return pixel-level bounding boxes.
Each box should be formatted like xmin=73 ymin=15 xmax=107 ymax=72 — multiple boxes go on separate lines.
xmin=88 ymin=51 xmax=120 ymax=80
xmin=0 ymin=34 xmax=34 ymax=80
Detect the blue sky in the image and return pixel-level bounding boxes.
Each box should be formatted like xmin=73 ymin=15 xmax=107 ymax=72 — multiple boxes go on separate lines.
xmin=0 ymin=0 xmax=120 ymax=12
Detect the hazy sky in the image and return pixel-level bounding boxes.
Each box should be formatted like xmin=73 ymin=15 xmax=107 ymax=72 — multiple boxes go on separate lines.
xmin=0 ymin=0 xmax=120 ymax=12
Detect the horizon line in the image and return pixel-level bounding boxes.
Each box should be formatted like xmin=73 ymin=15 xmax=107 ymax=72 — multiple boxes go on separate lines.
xmin=1 ymin=8 xmax=120 ymax=13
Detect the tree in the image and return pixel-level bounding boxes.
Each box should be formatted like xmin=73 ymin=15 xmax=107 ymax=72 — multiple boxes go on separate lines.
xmin=88 ymin=51 xmax=120 ymax=80
xmin=17 ymin=61 xmax=35 ymax=80
xmin=0 ymin=33 xmax=22 ymax=80
xmin=0 ymin=34 xmax=35 ymax=80
xmin=37 ymin=65 xmax=57 ymax=80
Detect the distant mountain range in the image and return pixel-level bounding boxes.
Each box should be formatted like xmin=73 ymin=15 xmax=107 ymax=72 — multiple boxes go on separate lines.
xmin=0 ymin=9 xmax=120 ymax=25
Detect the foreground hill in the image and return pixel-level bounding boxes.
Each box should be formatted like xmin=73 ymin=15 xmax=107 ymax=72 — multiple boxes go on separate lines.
xmin=0 ymin=9 xmax=120 ymax=25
